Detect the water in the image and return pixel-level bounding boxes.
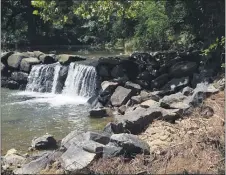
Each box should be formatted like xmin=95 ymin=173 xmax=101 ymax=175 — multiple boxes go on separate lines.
xmin=63 ymin=63 xmax=97 ymax=97
xmin=51 ymin=64 xmax=61 ymax=94
xmin=1 ymin=88 xmax=113 ymax=154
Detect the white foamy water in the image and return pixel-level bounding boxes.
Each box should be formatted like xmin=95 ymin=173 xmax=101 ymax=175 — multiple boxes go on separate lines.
xmin=62 ymin=63 xmax=97 ymax=97
xmin=51 ymin=64 xmax=61 ymax=94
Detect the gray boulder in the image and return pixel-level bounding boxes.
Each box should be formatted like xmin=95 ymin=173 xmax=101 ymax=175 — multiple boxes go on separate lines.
xmin=125 ymin=81 xmax=141 ymax=94
xmin=89 ymin=107 xmax=112 ymax=118
xmin=131 ymin=96 xmax=142 ymax=105
xmin=161 ymin=77 xmax=190 ymax=95
xmin=169 ymin=61 xmax=197 ymax=78
xmin=31 ymin=134 xmax=57 ymax=150
xmin=160 ymin=92 xmax=190 ymax=110
xmin=7 ymin=53 xmax=26 ymax=69
xmin=82 ymin=140 xmax=105 ymax=154
xmin=60 ymin=145 xmax=96 ymax=172
xmin=8 ymin=80 xmax=20 ymax=89
xmin=102 ymin=143 xmax=123 ymax=158
xmin=20 ymin=57 xmax=40 ymax=72
xmin=21 ymin=52 xmax=35 ymax=58
xmin=39 ymin=54 xmax=55 ymax=64
xmin=33 ymin=51 xmax=44 ymax=58
xmin=57 ymin=54 xmax=86 ymax=65
xmin=140 ymin=99 xmax=159 ymax=108
xmin=103 ymin=122 xmax=125 ymax=134
xmin=98 ymin=65 xmax=109 ymax=77
xmin=110 ymin=133 xmax=150 ymax=155
xmin=13 ymin=151 xmax=54 ymax=174
xmin=110 ymin=86 xmax=132 ymax=107
xmin=1 ymin=51 xmax=14 ymax=65
xmin=111 ymin=65 xmax=125 ymax=78
xmin=101 ymin=81 xmax=118 ymax=93
xmin=118 ymin=105 xmax=126 ymax=115
xmin=11 ymin=72 xmax=28 ymax=83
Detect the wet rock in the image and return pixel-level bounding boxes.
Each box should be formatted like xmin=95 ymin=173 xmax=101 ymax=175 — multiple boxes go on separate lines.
xmin=31 ymin=134 xmax=57 ymax=150
xmin=110 ymin=133 xmax=150 ymax=155
xmin=160 ymin=92 xmax=190 ymax=110
xmin=125 ymin=81 xmax=141 ymax=94
xmin=89 ymin=107 xmax=112 ymax=118
xmin=110 ymin=86 xmax=132 ymax=107
xmin=39 ymin=54 xmax=55 ymax=64
xmin=11 ymin=72 xmax=28 ymax=83
xmin=151 ymin=74 xmax=169 ymax=89
xmin=182 ymin=86 xmax=194 ymax=96
xmin=57 ymin=54 xmax=86 ymax=65
xmin=20 ymin=57 xmax=40 ymax=72
xmin=98 ymin=65 xmax=109 ymax=77
xmin=161 ymin=77 xmax=190 ymax=95
xmin=169 ymin=61 xmax=197 ymax=78
xmin=200 ymin=106 xmax=214 ymax=118
xmin=13 ymin=151 xmax=54 ymax=174
xmin=60 ymin=145 xmax=96 ymax=172
xmin=7 ymin=53 xmax=26 ymax=69
xmin=8 ymin=80 xmax=19 ymax=90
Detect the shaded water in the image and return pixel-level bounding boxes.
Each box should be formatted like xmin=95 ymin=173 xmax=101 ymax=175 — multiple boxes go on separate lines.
xmin=1 ymin=88 xmax=113 ymax=154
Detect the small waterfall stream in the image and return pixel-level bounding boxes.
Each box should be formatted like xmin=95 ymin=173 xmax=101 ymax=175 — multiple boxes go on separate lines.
xmin=62 ymin=63 xmax=97 ymax=98
xmin=51 ymin=64 xmax=61 ymax=94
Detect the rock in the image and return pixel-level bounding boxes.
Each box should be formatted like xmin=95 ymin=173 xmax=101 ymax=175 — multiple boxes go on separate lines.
xmin=39 ymin=54 xmax=55 ymax=64
xmin=110 ymin=86 xmax=133 ymax=107
xmin=11 ymin=72 xmax=28 ymax=83
xmin=140 ymin=99 xmax=159 ymax=108
xmin=101 ymin=81 xmax=118 ymax=93
xmin=1 ymin=51 xmax=14 ymax=65
xmin=125 ymin=81 xmax=141 ymax=94
xmin=151 ymin=74 xmax=169 ymax=89
xmin=31 ymin=134 xmax=57 ymax=150
xmin=33 ymin=51 xmax=44 ymax=58
xmin=98 ymin=65 xmax=109 ymax=77
xmin=200 ymin=106 xmax=214 ymax=118
xmin=1 ymin=63 xmax=6 ymax=72
xmin=13 ymin=151 xmax=54 ymax=174
xmin=21 ymin=52 xmax=35 ymax=58
xmin=8 ymin=80 xmax=19 ymax=89
xmin=111 ymin=65 xmax=125 ymax=78
xmin=169 ymin=61 xmax=197 ymax=78
xmin=161 ymin=77 xmax=190 ymax=95
xmin=82 ymin=140 xmax=105 ymax=154
xmin=61 ymin=131 xmax=111 ymax=149
xmin=89 ymin=107 xmax=112 ymax=118
xmin=149 ymin=91 xmax=161 ymax=101
xmin=102 ymin=142 xmax=123 ymax=158
xmin=60 ymin=145 xmax=96 ymax=172
xmin=118 ymin=105 xmax=126 ymax=115
xmin=160 ymin=92 xmax=190 ymax=110
xmin=191 ymin=70 xmax=214 ymax=88
xmin=182 ymin=86 xmax=194 ymax=96
xmin=7 ymin=53 xmax=26 ymax=69
xmin=131 ymin=96 xmax=142 ymax=105
xmin=214 ymin=78 xmax=225 ymax=91
xmin=20 ymin=57 xmax=40 ymax=72
xmin=110 ymin=133 xmax=150 ymax=155
xmin=57 ymin=54 xmax=86 ymax=65
xmin=103 ymin=122 xmax=125 ymax=134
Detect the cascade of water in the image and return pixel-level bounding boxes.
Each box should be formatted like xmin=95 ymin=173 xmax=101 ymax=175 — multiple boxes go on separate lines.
xmin=51 ymin=64 xmax=61 ymax=94
xmin=26 ymin=64 xmax=55 ymax=93
xmin=62 ymin=63 xmax=97 ymax=97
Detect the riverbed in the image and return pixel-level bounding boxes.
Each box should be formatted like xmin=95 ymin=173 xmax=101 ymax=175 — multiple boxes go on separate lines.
xmin=1 ymin=88 xmax=113 ymax=154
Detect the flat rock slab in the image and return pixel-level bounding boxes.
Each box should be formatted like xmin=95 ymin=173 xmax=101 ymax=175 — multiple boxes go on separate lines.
xmin=60 ymin=145 xmax=96 ymax=172
xmin=20 ymin=57 xmax=40 ymax=72
xmin=110 ymin=86 xmax=132 ymax=107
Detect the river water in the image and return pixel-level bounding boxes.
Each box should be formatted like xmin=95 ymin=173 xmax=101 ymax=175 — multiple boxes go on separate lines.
xmin=1 ymin=88 xmax=113 ymax=154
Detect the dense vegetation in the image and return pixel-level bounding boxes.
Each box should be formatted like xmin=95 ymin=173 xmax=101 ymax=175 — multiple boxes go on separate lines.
xmin=2 ymin=0 xmax=225 ymax=53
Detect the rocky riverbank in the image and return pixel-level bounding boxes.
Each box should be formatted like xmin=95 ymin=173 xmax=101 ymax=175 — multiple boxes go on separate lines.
xmin=1 ymin=49 xmax=225 ymax=174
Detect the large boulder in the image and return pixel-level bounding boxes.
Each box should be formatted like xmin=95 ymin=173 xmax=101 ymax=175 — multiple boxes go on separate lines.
xmin=33 ymin=51 xmax=44 ymax=58
xmin=57 ymin=54 xmax=86 ymax=65
xmin=140 ymin=99 xmax=159 ymax=108
xmin=160 ymin=92 xmax=190 ymax=110
xmin=111 ymin=65 xmax=125 ymax=78
xmin=7 ymin=80 xmax=19 ymax=89
xmin=7 ymin=53 xmax=26 ymax=69
xmin=97 ymin=65 xmax=109 ymax=77
xmin=102 ymin=143 xmax=123 ymax=158
xmin=191 ymin=69 xmax=215 ymax=88
xmin=21 ymin=51 xmax=35 ymax=58
xmin=161 ymin=77 xmax=190 ymax=95
xmin=101 ymin=81 xmax=118 ymax=93
xmin=20 ymin=57 xmax=41 ymax=72
xmin=169 ymin=61 xmax=197 ymax=78
xmin=110 ymin=86 xmax=133 ymax=107
xmin=110 ymin=133 xmax=150 ymax=155
xmin=31 ymin=134 xmax=57 ymax=150
xmin=11 ymin=72 xmax=28 ymax=83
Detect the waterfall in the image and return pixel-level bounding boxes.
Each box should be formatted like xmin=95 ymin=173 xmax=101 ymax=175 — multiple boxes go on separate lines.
xmin=62 ymin=63 xmax=97 ymax=98
xmin=26 ymin=64 xmax=56 ymax=93
xmin=51 ymin=64 xmax=61 ymax=94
